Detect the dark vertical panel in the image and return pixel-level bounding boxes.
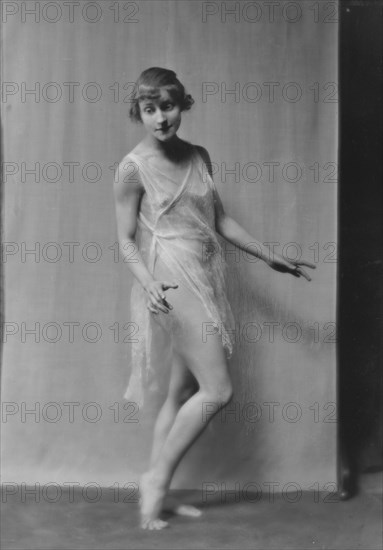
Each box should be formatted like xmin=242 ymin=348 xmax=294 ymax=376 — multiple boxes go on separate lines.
xmin=338 ymin=0 xmax=383 ymax=496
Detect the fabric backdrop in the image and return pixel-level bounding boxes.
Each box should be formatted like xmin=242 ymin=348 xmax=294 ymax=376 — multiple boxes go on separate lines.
xmin=1 ymin=0 xmax=338 ymax=490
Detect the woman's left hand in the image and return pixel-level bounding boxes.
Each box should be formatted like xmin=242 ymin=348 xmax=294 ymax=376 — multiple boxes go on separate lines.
xmin=268 ymin=254 xmax=316 ymax=281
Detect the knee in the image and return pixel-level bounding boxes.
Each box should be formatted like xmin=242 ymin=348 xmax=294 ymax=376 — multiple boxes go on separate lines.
xmin=169 ymin=383 xmax=198 ymax=407
xmin=205 ymin=382 xmax=233 ymax=407
xmin=218 ymin=384 xmax=234 ymax=406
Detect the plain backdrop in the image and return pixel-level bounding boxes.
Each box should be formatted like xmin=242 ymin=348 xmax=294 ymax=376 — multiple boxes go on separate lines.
xmin=1 ymin=0 xmax=338 ymax=490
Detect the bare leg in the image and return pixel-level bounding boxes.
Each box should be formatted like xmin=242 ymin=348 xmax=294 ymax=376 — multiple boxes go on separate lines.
xmin=149 ymin=351 xmax=197 ymax=470
xmin=139 ymin=256 xmax=233 ymax=530
xmin=148 ymin=351 xmax=202 ymax=517
xmin=140 ymin=330 xmax=233 ymax=529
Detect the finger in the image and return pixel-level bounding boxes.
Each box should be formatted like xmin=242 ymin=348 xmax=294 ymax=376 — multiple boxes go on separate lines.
xmin=153 ymin=298 xmax=169 ymax=314
xmin=154 ymin=289 xmax=165 ymax=303
xmin=158 ymin=292 xmax=173 ymax=309
xmin=149 ymin=290 xmax=162 ymax=308
xmin=161 ymin=281 xmax=179 ymax=290
xmin=148 ymin=293 xmax=168 ymax=313
xmin=155 ymin=302 xmax=169 ymax=313
xmin=149 ymin=289 xmax=165 ymax=305
xmin=162 ymin=298 xmax=173 ymax=310
xmin=152 ymin=290 xmax=172 ymax=311
xmin=297 ymin=267 xmax=312 ymax=281
xmin=298 ymin=260 xmax=316 ymax=269
xmin=147 ymin=304 xmax=158 ymax=314
xmin=287 ymin=263 xmax=301 ymax=277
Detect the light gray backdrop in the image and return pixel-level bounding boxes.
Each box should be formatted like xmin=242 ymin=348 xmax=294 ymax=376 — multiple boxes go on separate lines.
xmin=2 ymin=0 xmax=338 ymax=490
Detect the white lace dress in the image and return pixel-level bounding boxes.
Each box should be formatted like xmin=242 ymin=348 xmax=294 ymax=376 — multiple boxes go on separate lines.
xmin=122 ymin=144 xmax=235 ymax=407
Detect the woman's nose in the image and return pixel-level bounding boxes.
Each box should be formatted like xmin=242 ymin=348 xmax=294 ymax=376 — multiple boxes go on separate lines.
xmin=155 ymin=109 xmax=166 ymax=124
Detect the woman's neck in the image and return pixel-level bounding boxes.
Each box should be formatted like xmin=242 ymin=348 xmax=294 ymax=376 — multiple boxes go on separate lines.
xmin=142 ymin=134 xmax=189 ymax=161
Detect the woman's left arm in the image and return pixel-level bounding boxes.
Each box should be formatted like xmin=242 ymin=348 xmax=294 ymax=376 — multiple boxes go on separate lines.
xmin=217 ymin=213 xmax=315 ymax=281
xmin=197 ymin=146 xmax=316 ymax=282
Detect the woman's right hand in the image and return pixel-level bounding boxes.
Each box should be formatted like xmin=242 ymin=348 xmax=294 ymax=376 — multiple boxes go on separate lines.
xmin=144 ymin=280 xmax=179 ymax=314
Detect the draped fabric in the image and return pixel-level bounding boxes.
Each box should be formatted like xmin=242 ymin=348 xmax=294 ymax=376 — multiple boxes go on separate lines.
xmin=122 ymin=145 xmax=235 ymax=406
xmin=2 ymin=0 xmax=338 ymax=488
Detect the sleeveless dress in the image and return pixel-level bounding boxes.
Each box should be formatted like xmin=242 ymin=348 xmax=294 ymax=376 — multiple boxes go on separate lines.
xmin=122 ymin=144 xmax=235 ymax=407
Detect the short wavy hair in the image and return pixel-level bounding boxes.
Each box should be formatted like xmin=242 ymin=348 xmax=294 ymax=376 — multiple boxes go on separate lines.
xmin=128 ymin=67 xmax=195 ymax=123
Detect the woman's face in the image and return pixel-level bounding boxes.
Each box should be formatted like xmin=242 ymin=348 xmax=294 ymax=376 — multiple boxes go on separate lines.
xmin=138 ymin=88 xmax=182 ymax=142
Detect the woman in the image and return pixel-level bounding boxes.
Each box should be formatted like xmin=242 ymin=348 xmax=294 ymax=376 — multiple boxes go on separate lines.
xmin=113 ymin=67 xmax=315 ymax=530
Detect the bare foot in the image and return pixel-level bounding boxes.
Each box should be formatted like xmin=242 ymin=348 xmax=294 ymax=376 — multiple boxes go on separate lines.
xmin=173 ymin=504 xmax=202 ymax=517
xmin=139 ymin=471 xmax=169 ymax=530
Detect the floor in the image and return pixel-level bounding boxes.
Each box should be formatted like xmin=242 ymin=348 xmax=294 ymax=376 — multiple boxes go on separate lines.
xmin=1 ymin=473 xmax=381 ymax=550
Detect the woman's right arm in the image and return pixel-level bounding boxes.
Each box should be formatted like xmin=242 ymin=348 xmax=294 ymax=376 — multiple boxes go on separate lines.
xmin=113 ymin=158 xmax=177 ymax=313
xmin=113 ymin=157 xmax=155 ymax=289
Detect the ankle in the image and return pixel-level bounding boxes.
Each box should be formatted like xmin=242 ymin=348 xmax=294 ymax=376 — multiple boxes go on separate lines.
xmin=148 ymin=467 xmax=171 ymax=491
xmin=144 ymin=468 xmax=165 ymax=485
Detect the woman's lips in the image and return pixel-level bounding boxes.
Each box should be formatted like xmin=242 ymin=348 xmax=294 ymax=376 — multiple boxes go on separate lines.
xmin=157 ymin=125 xmax=171 ymax=132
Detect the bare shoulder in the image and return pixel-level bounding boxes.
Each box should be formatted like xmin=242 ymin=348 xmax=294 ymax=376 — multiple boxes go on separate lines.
xmin=194 ymin=144 xmax=213 ymax=176
xmin=114 ymin=152 xmax=144 ymax=200
xmin=194 ymin=144 xmax=210 ymax=160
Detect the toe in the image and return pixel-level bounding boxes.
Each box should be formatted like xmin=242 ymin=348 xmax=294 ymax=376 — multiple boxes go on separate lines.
xmin=141 ymin=518 xmax=169 ymax=530
xmin=150 ymin=519 xmax=169 ymax=530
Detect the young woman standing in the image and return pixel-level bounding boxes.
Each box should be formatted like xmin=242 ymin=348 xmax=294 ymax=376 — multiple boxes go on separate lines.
xmin=113 ymin=67 xmax=315 ymax=529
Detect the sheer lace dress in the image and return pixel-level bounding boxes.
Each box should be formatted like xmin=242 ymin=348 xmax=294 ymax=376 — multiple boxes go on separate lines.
xmin=122 ymin=145 xmax=235 ymax=406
